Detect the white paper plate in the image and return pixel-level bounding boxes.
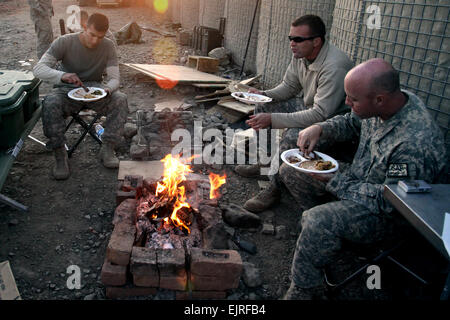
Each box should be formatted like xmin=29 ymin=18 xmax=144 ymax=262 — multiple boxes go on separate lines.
xmin=281 ymin=149 xmax=339 ymax=174
xmin=68 ymin=87 xmax=107 ymax=102
xmin=231 ymin=92 xmax=272 ymax=105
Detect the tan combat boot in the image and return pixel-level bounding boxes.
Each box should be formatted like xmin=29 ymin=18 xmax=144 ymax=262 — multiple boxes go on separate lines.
xmin=99 ymin=143 xmax=119 ymax=168
xmin=53 ymin=147 xmax=70 ymax=180
xmin=243 ymin=180 xmax=279 ymax=212
xmin=234 ymin=164 xmax=261 ymax=177
xmin=282 ymin=282 xmax=328 ymax=300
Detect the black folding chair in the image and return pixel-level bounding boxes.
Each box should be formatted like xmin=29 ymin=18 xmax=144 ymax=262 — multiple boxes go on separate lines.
xmin=65 ymin=106 xmax=102 ymax=157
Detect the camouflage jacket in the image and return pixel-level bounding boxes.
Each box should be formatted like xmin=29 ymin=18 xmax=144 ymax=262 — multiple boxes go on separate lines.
xmin=318 ymin=90 xmax=447 ymax=214
xmin=28 ymin=0 xmax=53 ymax=17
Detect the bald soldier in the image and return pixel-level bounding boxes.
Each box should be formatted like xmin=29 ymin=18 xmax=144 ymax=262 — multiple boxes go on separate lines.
xmin=280 ymin=58 xmax=447 ymax=299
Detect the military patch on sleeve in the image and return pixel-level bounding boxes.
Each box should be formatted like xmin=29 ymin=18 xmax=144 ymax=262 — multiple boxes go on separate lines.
xmin=387 ymin=163 xmax=408 ymax=177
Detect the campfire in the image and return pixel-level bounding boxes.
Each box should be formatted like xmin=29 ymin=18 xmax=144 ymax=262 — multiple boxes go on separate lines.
xmin=134 ymin=154 xmax=226 ymax=249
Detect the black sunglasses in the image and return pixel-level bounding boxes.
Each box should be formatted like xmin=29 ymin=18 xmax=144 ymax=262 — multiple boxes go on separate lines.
xmin=288 ymin=35 xmax=318 ymax=43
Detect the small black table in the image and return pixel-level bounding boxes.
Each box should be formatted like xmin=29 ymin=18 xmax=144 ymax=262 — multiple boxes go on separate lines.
xmin=384 ymin=184 xmax=450 ymax=299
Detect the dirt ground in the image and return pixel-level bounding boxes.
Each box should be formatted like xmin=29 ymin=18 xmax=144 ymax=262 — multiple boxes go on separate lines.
xmin=0 ymin=0 xmax=446 ymax=301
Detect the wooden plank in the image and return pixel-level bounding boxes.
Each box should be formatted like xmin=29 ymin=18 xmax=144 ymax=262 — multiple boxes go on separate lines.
xmin=127 ymin=64 xmax=230 ymax=84
xmin=240 ymin=75 xmax=261 ymax=86
xmin=154 ymin=99 xmax=191 ymax=112
xmin=206 ymin=105 xmax=247 ymax=124
xmin=118 ymin=160 xmax=164 ymax=181
xmin=217 ymin=96 xmax=255 ymax=115
xmin=191 ymin=83 xmax=228 ymax=89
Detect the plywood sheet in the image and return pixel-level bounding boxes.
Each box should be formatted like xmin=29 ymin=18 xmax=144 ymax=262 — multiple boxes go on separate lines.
xmin=124 ymin=64 xmax=231 ymax=84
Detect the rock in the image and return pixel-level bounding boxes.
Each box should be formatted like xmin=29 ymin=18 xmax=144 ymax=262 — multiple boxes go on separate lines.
xmin=130 ymin=143 xmax=149 ymax=159
xmin=208 ymin=47 xmax=231 ymax=66
xmin=202 ymin=222 xmax=229 ymax=249
xmin=222 ymin=203 xmax=261 ymax=228
xmin=242 ymin=262 xmax=263 ymax=288
xmin=275 ymin=225 xmax=288 ymax=239
xmin=261 ymin=223 xmax=274 ymax=235
xmin=123 ymin=123 xmax=138 ymax=138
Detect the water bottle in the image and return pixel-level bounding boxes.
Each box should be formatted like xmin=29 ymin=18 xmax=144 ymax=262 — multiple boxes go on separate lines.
xmin=95 ymin=124 xmax=104 ymax=141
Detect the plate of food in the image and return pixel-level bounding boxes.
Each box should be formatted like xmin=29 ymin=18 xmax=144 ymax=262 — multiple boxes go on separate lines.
xmin=68 ymin=87 xmax=107 ymax=102
xmin=231 ymin=91 xmax=272 ymax=105
xmin=281 ymin=149 xmax=339 ymax=174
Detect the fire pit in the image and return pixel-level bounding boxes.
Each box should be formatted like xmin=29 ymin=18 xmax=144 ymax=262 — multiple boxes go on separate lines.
xmin=101 ymin=155 xmax=243 ymax=299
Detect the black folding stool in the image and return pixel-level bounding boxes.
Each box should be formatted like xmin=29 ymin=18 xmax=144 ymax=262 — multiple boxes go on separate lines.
xmin=65 ymin=105 xmax=103 ymax=157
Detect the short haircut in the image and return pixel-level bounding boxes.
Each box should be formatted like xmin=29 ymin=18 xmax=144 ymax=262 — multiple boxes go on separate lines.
xmin=86 ymin=13 xmax=109 ymax=32
xmin=372 ymin=68 xmax=400 ymax=94
xmin=292 ymin=15 xmax=326 ymax=42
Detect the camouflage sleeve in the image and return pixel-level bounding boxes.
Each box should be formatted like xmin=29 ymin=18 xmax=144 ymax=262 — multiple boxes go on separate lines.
xmin=327 ymin=141 xmax=446 ymax=215
xmin=318 ymin=111 xmax=361 ymax=143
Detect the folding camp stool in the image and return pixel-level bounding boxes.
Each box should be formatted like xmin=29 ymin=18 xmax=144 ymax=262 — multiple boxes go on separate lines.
xmin=65 ymin=106 xmax=103 ymax=157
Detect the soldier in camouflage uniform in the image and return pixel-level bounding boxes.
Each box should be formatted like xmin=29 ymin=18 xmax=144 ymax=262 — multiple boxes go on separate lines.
xmin=28 ymin=0 xmax=54 ymax=59
xmin=280 ymin=58 xmax=447 ymax=299
xmin=33 ymin=13 xmax=128 ymax=180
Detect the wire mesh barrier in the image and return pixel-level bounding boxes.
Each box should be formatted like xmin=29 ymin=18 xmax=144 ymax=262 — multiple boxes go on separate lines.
xmin=330 ymin=0 xmax=450 ymax=150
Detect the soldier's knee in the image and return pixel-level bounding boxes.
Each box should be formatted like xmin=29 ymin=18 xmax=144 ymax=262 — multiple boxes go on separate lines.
xmin=279 ymin=163 xmax=292 ymax=182
xmin=300 ymin=206 xmax=328 ymax=232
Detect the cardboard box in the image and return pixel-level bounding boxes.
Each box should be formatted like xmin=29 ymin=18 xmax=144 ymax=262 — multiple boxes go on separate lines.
xmin=0 ymin=261 xmax=21 ymax=300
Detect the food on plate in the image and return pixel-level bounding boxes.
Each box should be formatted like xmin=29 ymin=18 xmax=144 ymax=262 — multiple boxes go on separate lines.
xmin=287 ymin=156 xmax=301 ymax=164
xmin=299 ymin=160 xmax=335 ymax=171
xmin=299 ymin=150 xmax=322 ymax=160
xmin=234 ymin=92 xmax=271 ymax=103
xmin=72 ymin=88 xmax=104 ymax=99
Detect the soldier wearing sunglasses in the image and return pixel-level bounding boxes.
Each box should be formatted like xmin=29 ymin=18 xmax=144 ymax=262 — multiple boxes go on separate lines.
xmin=235 ymin=15 xmax=354 ymax=214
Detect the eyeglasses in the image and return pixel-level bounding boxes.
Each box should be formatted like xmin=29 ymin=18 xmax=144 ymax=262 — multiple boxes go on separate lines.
xmin=288 ymin=35 xmax=318 ymax=43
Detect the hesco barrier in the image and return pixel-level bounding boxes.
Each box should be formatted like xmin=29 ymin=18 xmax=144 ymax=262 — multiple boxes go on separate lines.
xmin=256 ymin=0 xmax=336 ymax=88
xmin=199 ymin=0 xmax=225 ymax=30
xmin=223 ymin=0 xmax=260 ymax=74
xmin=330 ymin=0 xmax=449 ymax=148
xmin=180 ymin=0 xmax=200 ymax=31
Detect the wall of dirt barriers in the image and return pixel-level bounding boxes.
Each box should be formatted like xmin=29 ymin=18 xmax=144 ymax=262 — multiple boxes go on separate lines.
xmin=158 ymin=0 xmax=449 ymax=147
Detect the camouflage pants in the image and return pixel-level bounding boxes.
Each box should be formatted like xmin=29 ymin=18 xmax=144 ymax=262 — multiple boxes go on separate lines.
xmin=279 ymin=163 xmax=391 ymax=288
xmin=254 ymin=97 xmax=304 ymax=177
xmin=42 ymin=86 xmax=128 ymax=150
xmin=30 ymin=11 xmax=53 ymax=59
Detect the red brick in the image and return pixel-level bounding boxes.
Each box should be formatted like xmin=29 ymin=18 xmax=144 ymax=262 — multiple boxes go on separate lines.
xmin=106 ymin=222 xmax=136 ymax=266
xmin=190 ymin=248 xmax=242 ymax=277
xmin=105 ymin=285 xmax=157 ymax=299
xmin=176 ymin=290 xmax=226 ymax=300
xmin=157 ymin=248 xmax=186 ymax=276
xmin=113 ymin=198 xmax=137 ymax=225
xmin=157 ymin=248 xmax=187 ymax=291
xmin=189 ymin=248 xmax=242 ymax=291
xmin=130 ymin=247 xmax=159 ymax=287
xmin=101 ymin=258 xmax=128 ymax=286
xmin=189 ymin=273 xmax=240 ymax=291
xmin=160 ymin=273 xmax=188 ymax=291
xmin=116 ymin=190 xmax=136 ymax=206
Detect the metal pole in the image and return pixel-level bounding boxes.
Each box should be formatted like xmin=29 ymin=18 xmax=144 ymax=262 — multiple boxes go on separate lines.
xmin=240 ymin=0 xmax=260 ymax=78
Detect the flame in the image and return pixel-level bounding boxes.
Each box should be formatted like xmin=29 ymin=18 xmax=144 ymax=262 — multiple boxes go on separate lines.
xmin=209 ymin=173 xmax=227 ymax=199
xmin=156 ymin=154 xmax=193 ymax=233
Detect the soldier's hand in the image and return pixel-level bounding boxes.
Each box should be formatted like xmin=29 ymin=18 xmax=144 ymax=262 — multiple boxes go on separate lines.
xmin=61 ymin=73 xmax=84 ymax=87
xmin=297 ymin=124 xmax=322 ymax=154
xmin=248 ymin=87 xmax=263 ymax=95
xmin=246 ymin=113 xmax=271 ymax=131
